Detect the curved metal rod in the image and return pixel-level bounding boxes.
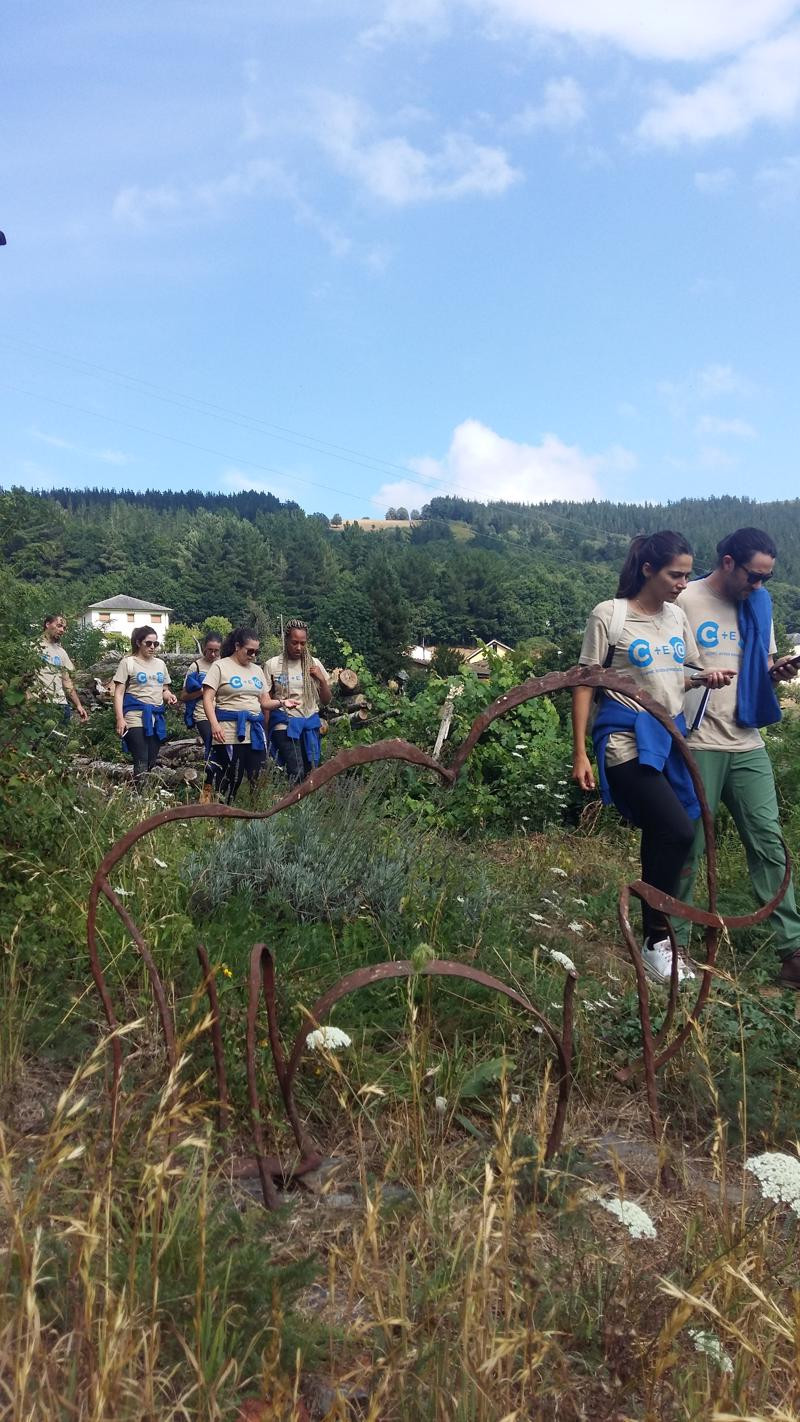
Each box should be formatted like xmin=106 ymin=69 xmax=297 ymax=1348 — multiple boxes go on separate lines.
xmin=196 ymin=942 xmax=229 ymax=1134
xmin=616 ymin=887 xmax=663 ymax=1151
xmin=280 ymin=956 xmax=576 ymax=1164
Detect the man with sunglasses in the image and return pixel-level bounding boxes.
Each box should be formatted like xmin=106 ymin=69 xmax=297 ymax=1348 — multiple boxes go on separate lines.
xmin=676 ymin=527 xmax=800 ymax=987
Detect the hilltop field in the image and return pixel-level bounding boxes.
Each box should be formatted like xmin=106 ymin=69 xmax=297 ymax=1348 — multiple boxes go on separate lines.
xmin=3 ymin=487 xmax=800 ymax=1420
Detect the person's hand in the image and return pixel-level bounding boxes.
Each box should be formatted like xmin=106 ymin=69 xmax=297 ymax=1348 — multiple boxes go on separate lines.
xmin=284 ymin=697 xmax=300 ymax=708
xmin=164 ymin=690 xmax=179 ymax=706
xmin=572 ymin=752 xmax=596 ymax=792
xmin=770 ymin=656 xmax=800 ymax=683
xmin=116 ymin=719 xmax=127 ymax=738
xmin=309 ymin=664 xmax=324 ymax=683
xmin=210 ymin=722 xmax=226 ymax=744
xmin=76 ymin=704 xmax=89 ymax=723
xmin=699 ymin=669 xmax=735 ymax=688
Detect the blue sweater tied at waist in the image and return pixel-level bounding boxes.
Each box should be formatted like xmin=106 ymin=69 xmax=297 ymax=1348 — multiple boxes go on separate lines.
xmin=216 ymin=707 xmax=267 ymax=752
xmin=268 ymin=710 xmax=322 ymax=768
xmin=591 ymin=698 xmax=700 ymax=825
xmin=121 ymin=693 xmax=167 ymax=750
xmin=183 ymin=668 xmax=206 ymax=728
xmin=736 ymin=586 xmax=781 ymax=728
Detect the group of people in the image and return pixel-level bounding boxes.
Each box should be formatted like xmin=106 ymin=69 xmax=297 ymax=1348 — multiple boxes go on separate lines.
xmin=36 ymin=613 xmax=330 ymax=800
xmin=573 ymin=525 xmax=800 ymax=991
xmin=113 ymin=620 xmax=331 ymax=798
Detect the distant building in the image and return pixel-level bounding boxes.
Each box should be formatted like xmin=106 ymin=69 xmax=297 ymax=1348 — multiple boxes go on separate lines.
xmin=82 ymin=595 xmax=173 ymax=638
xmin=406 ymin=638 xmax=514 ymax=678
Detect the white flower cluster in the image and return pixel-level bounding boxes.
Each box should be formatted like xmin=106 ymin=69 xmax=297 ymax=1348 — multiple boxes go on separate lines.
xmin=548 ymin=949 xmax=576 ymax=973
xmin=689 ymin=1328 xmax=734 ymax=1374
xmin=745 ymin=1151 xmax=800 ymax=1215
xmin=306 ymin=1025 xmax=352 ymax=1052
xmin=567 ymin=920 xmax=584 ymax=934
xmin=590 ymin=1194 xmax=657 ymax=1240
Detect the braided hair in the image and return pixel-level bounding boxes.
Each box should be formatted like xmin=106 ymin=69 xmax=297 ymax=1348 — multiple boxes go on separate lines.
xmin=282 ymin=618 xmax=316 ymax=710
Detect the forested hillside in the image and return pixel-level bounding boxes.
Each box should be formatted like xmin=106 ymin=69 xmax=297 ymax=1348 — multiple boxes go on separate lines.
xmin=3 ymin=485 xmax=800 ymax=672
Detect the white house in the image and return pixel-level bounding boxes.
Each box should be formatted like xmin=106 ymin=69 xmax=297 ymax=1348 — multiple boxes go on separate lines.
xmin=82 ymin=595 xmax=173 ymax=639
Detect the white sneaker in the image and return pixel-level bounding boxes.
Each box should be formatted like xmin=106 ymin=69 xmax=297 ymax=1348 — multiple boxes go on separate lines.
xmin=641 ymin=937 xmax=696 ymax=985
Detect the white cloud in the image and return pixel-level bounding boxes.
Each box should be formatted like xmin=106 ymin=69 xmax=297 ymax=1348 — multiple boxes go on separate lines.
xmin=506 ymin=77 xmax=586 ymax=133
xmin=756 ymin=153 xmax=800 ymax=204
xmin=370 ymin=0 xmax=797 ymax=62
xmin=658 ymin=363 xmax=754 ymax=420
xmin=696 ymin=415 xmax=756 ymax=438
xmin=637 ymin=26 xmax=800 ymax=146
xmin=697 ymin=363 xmax=752 ymax=398
xmin=693 ymin=167 xmax=736 ymax=193
xmin=373 ymin=418 xmax=633 ymax=509
xmin=32 ymin=429 xmax=130 ymax=465
xmin=222 ymin=467 xmax=292 ymax=501
xmin=315 ymin=93 xmax=519 ymax=205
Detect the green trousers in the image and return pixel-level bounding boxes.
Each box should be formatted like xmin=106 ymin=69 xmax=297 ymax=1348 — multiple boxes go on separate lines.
xmin=674 ymin=745 xmax=800 ymax=959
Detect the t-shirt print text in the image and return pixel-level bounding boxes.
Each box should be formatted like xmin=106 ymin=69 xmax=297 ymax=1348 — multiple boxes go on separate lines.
xmin=228 ymin=673 xmax=263 ymax=691
xmin=697 ymin=621 xmax=738 ymax=649
xmin=627 ymin=636 xmax=686 ymax=669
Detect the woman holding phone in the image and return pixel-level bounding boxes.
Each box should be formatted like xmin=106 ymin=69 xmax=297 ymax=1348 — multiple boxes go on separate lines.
xmin=571 ymin=531 xmax=733 ymax=984
xmin=201 ymin=626 xmax=295 ymax=802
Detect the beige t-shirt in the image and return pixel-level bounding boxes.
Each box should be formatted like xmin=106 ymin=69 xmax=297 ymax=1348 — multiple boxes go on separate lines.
xmin=580 ymin=599 xmax=699 ymax=767
xmin=202 ymin=656 xmax=268 ymax=744
xmin=38 ymin=637 xmax=74 ymax=705
xmin=113 ymin=655 xmax=171 ymax=729
xmin=182 ymin=655 xmax=216 ymax=724
xmin=678 ymin=579 xmax=776 ymax=752
xmin=265 ymin=654 xmax=328 ymax=721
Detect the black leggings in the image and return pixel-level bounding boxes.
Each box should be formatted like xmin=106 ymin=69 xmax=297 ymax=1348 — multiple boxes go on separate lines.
xmin=606 ymin=759 xmax=695 ymax=942
xmin=270 ymin=726 xmax=312 ymax=785
xmin=125 ymin=727 xmax=161 ymax=785
xmin=209 ymin=743 xmax=266 ymax=802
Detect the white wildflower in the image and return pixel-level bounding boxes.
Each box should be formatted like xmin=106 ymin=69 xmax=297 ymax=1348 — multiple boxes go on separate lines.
xmin=571 ymin=897 xmax=587 ymax=907
xmin=74 ymin=807 xmax=87 ymax=816
xmin=557 ymin=779 xmax=568 ymax=785
xmin=533 ymin=1025 xmax=544 ymax=1034
xmin=534 ymin=783 xmax=547 ymax=790
xmin=549 ymin=867 xmax=568 ymax=878
xmin=567 ymin=920 xmax=584 ymax=934
xmin=510 ymin=1092 xmax=521 ymax=1105
xmin=528 ymin=912 xmax=547 ymax=923
xmin=112 ymin=886 xmax=130 ymax=897
xmin=745 ymin=1151 xmax=800 ymax=1215
xmin=689 ymin=1328 xmax=734 ymax=1373
xmin=153 ymin=858 xmax=168 ymax=869
xmin=50 ymin=729 xmax=67 ymax=739
xmin=456 ymin=895 xmax=465 ymax=903
xmin=435 ymin=1095 xmax=448 ymax=1114
xmin=514 ymin=744 xmax=527 ymax=751
xmin=521 ymin=815 xmax=530 ymax=821
xmin=511 ymin=752 xmax=524 ymax=759
xmin=306 ymin=1025 xmax=352 ymax=1052
xmin=591 ymin=1194 xmax=657 ymax=1240
xmin=549 ymin=949 xmax=576 ymax=973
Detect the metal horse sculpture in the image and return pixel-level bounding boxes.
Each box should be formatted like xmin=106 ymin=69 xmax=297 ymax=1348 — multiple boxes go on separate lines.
xmin=86 ymin=666 xmax=789 ymax=1204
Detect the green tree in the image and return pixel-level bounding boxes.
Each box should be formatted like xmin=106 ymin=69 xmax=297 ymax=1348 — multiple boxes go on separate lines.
xmin=363 ymin=556 xmax=411 ymax=677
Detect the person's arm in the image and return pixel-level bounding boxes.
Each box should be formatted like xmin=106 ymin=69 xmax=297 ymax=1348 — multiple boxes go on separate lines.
xmin=180 ymin=665 xmax=203 ymax=703
xmin=571 ymin=685 xmax=596 ymax=792
xmin=769 ymin=654 xmax=800 ymax=682
xmin=63 ymin=670 xmax=89 ymax=722
xmin=259 ymin=691 xmax=298 ymax=714
xmin=310 ymin=660 xmax=332 ymax=707
xmin=202 ymin=685 xmax=226 ymax=743
xmin=113 ymin=680 xmax=127 ymax=737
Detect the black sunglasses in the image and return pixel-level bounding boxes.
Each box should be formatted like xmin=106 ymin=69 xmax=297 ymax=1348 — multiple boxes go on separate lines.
xmin=142 ymin=639 xmax=159 ymax=647
xmin=244 ymin=647 xmax=259 ymax=657
xmin=738 ymin=565 xmax=773 ymax=586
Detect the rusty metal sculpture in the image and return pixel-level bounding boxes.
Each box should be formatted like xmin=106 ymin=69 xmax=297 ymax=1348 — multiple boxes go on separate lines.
xmin=86 ymin=665 xmax=789 ymax=1202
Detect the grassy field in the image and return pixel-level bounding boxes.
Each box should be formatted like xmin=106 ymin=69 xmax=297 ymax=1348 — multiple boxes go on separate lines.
xmin=3 ymin=754 xmax=800 ymax=1420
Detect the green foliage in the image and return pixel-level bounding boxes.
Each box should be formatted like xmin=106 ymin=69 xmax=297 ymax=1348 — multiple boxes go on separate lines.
xmin=163 ymin=620 xmax=201 ymax=651
xmin=430 ymin=645 xmax=463 ymax=677
xmin=201 ymin=614 xmax=233 ymax=638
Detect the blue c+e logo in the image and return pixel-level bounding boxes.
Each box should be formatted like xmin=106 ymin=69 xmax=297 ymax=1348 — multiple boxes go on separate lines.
xmin=230 ymin=675 xmax=243 ymax=689
xmin=628 ymin=638 xmax=653 ymax=668
xmin=697 ymin=620 xmax=719 ymax=649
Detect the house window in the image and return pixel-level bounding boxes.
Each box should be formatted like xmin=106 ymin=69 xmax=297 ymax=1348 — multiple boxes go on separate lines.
xmin=127 ymin=614 xmax=135 ymax=623
xmin=151 ymin=614 xmax=162 ymax=623
xmin=98 ymin=613 xmax=111 ymax=623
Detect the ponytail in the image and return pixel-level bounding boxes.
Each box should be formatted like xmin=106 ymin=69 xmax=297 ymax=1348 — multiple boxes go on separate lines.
xmin=616 ymin=530 xmax=692 ymax=598
xmin=220 ymin=626 xmax=258 ymax=658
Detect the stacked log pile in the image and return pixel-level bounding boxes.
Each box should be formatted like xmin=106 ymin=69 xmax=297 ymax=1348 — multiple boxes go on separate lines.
xmin=325 ymin=668 xmax=371 ymax=730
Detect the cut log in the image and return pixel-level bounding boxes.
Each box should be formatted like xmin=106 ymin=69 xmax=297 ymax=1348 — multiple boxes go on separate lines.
xmin=158 ymin=737 xmax=203 ymax=759
xmin=343 ymin=693 xmax=370 ymax=710
xmin=347 ymin=709 xmax=369 ymax=725
xmin=338 ymin=668 xmax=359 ymax=694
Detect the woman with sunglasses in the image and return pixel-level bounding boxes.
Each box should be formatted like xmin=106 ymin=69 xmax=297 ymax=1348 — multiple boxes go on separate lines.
xmin=201 ymin=626 xmax=296 ymax=802
xmin=572 ymin=531 xmax=733 ymax=985
xmin=113 ymin=625 xmax=178 ymax=787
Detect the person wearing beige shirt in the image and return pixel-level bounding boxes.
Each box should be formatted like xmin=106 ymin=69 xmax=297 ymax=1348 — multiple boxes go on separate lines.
xmin=675 ymin=527 xmax=800 ymax=990
xmin=201 ymin=626 xmax=295 ymax=801
xmin=36 ymin=614 xmax=88 ymax=722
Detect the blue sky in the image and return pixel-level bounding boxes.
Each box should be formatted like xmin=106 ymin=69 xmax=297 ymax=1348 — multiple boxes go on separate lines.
xmin=3 ymin=0 xmax=800 ymax=517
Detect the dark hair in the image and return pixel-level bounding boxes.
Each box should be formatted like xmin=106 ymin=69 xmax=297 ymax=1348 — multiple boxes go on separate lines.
xmin=202 ymin=630 xmax=223 ymax=648
xmin=131 ymin=624 xmax=157 ymax=653
xmin=716 ymin=527 xmax=777 ymax=568
xmin=284 ymin=618 xmax=309 ymax=643
xmin=43 ymin=613 xmax=63 ymax=628
xmin=616 ymin=531 xmax=692 ymax=598
xmin=220 ymin=626 xmax=259 ymax=658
